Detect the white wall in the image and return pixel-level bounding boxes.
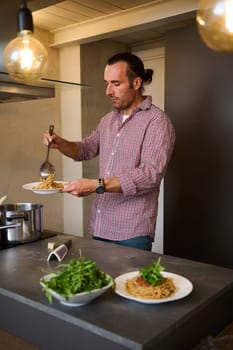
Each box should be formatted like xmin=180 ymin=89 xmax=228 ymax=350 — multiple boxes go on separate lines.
xmin=59 ymin=45 xmax=83 ymax=236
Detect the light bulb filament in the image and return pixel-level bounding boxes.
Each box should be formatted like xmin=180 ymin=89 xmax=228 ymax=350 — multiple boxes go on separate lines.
xmin=20 ymin=48 xmax=33 ymax=70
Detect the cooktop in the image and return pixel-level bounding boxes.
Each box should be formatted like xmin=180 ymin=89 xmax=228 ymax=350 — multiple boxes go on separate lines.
xmin=0 ymin=231 xmax=57 ymax=250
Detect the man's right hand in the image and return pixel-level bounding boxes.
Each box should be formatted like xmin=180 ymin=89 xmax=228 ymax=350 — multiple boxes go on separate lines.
xmin=43 ymin=131 xmax=79 ymax=159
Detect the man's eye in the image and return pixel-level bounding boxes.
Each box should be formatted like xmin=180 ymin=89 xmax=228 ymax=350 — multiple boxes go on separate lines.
xmin=114 ymin=82 xmax=120 ymax=86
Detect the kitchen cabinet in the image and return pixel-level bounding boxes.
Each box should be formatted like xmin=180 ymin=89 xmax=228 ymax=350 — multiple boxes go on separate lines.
xmin=0 ymin=233 xmax=232 ymax=350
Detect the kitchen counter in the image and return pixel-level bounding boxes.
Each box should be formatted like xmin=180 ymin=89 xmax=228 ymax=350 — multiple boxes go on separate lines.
xmin=0 ymin=233 xmax=232 ymax=350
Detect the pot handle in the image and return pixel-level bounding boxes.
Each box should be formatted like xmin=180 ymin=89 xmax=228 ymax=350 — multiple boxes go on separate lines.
xmin=0 ymin=223 xmax=21 ymax=230
xmin=6 ymin=214 xmax=28 ymax=221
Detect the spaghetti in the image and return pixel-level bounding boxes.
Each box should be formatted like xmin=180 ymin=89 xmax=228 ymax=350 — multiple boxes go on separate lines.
xmin=126 ymin=275 xmax=176 ymax=299
xmin=33 ymin=174 xmax=64 ymax=190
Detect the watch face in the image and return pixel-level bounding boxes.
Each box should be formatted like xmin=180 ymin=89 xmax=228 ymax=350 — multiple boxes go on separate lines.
xmin=96 ymin=185 xmax=104 ymax=194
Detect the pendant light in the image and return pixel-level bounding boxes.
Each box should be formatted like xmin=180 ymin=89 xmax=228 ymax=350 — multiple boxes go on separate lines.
xmin=196 ymin=0 xmax=233 ymax=52
xmin=3 ymin=0 xmax=48 ymax=83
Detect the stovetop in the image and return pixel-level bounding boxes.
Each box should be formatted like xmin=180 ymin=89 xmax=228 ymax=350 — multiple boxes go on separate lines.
xmin=0 ymin=231 xmax=57 ymax=250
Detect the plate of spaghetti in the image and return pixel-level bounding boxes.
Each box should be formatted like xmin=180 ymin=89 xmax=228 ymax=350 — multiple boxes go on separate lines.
xmin=22 ymin=181 xmax=67 ymax=194
xmin=23 ymin=174 xmax=67 ymax=194
xmin=114 ymin=271 xmax=193 ymax=304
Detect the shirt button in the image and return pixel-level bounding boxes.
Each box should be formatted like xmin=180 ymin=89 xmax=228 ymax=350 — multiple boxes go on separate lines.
xmin=106 ymin=171 xmax=110 ymax=175
xmin=111 ymin=152 xmax=114 ymax=156
xmin=97 ymin=209 xmax=101 ymax=214
xmin=117 ymin=133 xmax=120 ymax=137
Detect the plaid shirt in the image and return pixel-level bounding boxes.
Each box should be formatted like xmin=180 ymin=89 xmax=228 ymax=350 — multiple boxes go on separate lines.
xmin=76 ymin=96 xmax=175 ymax=241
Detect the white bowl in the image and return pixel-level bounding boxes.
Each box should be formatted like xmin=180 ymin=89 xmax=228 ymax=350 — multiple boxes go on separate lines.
xmin=40 ymin=273 xmax=113 ymax=306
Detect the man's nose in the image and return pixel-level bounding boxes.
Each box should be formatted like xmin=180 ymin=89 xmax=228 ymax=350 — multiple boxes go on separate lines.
xmin=106 ymin=84 xmax=113 ymax=96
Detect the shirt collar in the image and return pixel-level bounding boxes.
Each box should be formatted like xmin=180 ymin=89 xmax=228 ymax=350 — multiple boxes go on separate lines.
xmin=136 ymin=95 xmax=152 ymax=111
xmin=114 ymin=95 xmax=152 ymax=116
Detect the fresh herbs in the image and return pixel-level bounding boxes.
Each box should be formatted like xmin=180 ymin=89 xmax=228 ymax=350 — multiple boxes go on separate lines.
xmin=139 ymin=257 xmax=165 ymax=286
xmin=41 ymin=254 xmax=112 ymax=303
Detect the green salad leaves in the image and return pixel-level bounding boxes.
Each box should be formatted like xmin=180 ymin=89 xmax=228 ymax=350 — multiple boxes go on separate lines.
xmin=139 ymin=257 xmax=165 ymax=286
xmin=41 ymin=255 xmax=112 ymax=303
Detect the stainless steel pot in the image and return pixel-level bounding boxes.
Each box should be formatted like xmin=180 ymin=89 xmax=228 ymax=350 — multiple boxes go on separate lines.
xmin=0 ymin=203 xmax=43 ymax=245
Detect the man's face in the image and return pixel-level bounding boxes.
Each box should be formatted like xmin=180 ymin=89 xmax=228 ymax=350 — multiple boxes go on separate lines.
xmin=104 ymin=61 xmax=139 ymax=113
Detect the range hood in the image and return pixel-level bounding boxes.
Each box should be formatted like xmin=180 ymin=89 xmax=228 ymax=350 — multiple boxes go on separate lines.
xmin=0 ymin=72 xmax=55 ymax=103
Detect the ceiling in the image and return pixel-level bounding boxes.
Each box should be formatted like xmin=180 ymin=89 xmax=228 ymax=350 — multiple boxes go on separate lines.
xmin=32 ymin=0 xmax=167 ymax=31
xmin=0 ymin=0 xmax=196 ymax=52
xmin=31 ymin=0 xmax=196 ymax=47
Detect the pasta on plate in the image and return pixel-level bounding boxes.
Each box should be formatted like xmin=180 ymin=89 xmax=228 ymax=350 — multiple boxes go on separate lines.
xmin=126 ymin=275 xmax=176 ymax=299
xmin=33 ymin=174 xmax=64 ymax=190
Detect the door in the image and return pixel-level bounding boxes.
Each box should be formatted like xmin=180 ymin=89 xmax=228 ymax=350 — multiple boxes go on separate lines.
xmin=133 ymin=47 xmax=165 ymax=253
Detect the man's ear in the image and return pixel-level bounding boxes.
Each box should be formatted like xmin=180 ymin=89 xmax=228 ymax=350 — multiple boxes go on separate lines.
xmin=133 ymin=77 xmax=142 ymax=90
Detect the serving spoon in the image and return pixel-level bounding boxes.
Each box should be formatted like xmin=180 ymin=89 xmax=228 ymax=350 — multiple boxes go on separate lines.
xmin=39 ymin=124 xmax=55 ymax=178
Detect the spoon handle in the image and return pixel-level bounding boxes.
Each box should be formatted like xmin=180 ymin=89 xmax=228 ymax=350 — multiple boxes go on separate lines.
xmin=45 ymin=125 xmax=54 ymax=161
xmin=49 ymin=124 xmax=54 ymax=136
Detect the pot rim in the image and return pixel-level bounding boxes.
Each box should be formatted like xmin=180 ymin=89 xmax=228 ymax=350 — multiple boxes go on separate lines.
xmin=0 ymin=203 xmax=43 ymax=211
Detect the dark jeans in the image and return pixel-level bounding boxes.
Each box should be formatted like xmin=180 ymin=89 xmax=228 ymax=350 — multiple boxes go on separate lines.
xmin=92 ymin=235 xmax=153 ymax=251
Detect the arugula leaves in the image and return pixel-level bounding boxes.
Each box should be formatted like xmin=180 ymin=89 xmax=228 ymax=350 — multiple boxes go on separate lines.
xmin=139 ymin=257 xmax=165 ymax=286
xmin=41 ymin=256 xmax=112 ymax=303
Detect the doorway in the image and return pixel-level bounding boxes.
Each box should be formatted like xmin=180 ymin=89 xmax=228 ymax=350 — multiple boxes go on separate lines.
xmin=133 ymin=47 xmax=165 ymax=253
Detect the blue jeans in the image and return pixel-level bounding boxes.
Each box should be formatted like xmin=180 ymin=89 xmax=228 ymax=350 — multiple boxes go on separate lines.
xmin=92 ymin=235 xmax=153 ymax=251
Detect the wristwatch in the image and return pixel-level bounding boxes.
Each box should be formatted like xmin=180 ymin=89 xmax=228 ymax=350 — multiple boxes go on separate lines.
xmin=96 ymin=178 xmax=105 ymax=194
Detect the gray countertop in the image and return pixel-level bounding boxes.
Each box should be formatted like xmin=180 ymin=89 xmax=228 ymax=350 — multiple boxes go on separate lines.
xmin=0 ymin=232 xmax=233 ymax=350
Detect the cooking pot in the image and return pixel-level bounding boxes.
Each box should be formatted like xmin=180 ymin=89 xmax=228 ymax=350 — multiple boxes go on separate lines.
xmin=0 ymin=203 xmax=43 ymax=245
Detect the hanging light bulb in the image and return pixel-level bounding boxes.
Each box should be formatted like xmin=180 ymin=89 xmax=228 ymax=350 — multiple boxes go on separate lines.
xmin=3 ymin=0 xmax=48 ymax=83
xmin=196 ymin=0 xmax=233 ymax=52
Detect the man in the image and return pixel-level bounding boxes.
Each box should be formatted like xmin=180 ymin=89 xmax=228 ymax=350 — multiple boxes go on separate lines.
xmin=44 ymin=52 xmax=175 ymax=250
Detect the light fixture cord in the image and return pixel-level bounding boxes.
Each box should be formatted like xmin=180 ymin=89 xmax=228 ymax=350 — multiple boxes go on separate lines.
xmin=21 ymin=0 xmax=27 ymax=8
xmin=18 ymin=0 xmax=33 ymax=33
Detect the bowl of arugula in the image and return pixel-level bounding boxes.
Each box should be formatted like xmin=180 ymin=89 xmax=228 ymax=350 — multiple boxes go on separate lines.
xmin=40 ymin=256 xmax=113 ymax=306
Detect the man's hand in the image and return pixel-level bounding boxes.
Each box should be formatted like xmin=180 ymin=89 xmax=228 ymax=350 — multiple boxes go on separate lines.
xmin=61 ymin=176 xmax=122 ymax=197
xmin=43 ymin=131 xmax=79 ymax=159
xmin=43 ymin=132 xmax=62 ymax=150
xmin=61 ymin=179 xmax=98 ymax=197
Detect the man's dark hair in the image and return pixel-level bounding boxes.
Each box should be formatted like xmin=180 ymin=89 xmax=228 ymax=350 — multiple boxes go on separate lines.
xmin=107 ymin=52 xmax=153 ymax=91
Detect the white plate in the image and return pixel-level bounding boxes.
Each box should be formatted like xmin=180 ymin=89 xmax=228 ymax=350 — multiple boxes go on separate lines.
xmin=114 ymin=271 xmax=193 ymax=304
xmin=22 ymin=181 xmax=67 ymax=195
xmin=40 ymin=273 xmax=113 ymax=306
